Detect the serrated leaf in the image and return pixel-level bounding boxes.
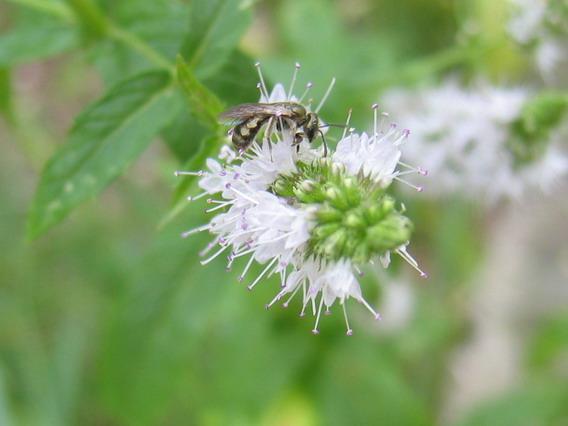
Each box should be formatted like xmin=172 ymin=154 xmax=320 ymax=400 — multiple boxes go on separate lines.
xmin=181 ymin=0 xmax=251 ymax=80
xmin=28 ymin=70 xmax=179 ymax=238
xmin=175 ymin=56 xmax=224 ymax=130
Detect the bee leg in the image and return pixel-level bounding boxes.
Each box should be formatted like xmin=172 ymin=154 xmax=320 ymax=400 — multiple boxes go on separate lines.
xmin=318 ymin=130 xmax=328 ymax=157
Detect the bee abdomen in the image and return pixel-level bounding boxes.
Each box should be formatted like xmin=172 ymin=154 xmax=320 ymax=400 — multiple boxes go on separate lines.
xmin=232 ymin=117 xmax=269 ymax=151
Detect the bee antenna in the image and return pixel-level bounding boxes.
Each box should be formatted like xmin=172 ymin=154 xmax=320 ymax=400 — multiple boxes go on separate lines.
xmin=320 ymin=123 xmax=349 ymax=129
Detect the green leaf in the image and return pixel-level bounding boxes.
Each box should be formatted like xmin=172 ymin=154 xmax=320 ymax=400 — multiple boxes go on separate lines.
xmin=0 ymin=20 xmax=77 ymax=66
xmin=180 ymin=0 xmax=252 ymax=79
xmin=175 ymin=55 xmax=224 ymax=130
xmin=91 ymin=0 xmax=187 ymax=84
xmin=28 ymin=70 xmax=179 ymax=238
xmin=161 ymin=95 xmax=208 ymax=162
xmin=509 ymin=92 xmax=568 ymax=166
xmin=204 ymin=49 xmax=259 ymax=105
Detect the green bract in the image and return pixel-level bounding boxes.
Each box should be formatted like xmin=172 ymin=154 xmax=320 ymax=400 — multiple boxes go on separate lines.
xmin=272 ymin=159 xmax=413 ymax=265
xmin=508 ymin=93 xmax=568 ymax=167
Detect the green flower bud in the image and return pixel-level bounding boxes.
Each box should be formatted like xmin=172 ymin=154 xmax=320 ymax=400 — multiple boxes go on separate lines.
xmin=272 ymin=159 xmax=414 ymax=265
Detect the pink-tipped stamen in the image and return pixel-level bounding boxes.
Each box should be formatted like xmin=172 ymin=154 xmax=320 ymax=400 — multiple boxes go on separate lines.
xmin=200 ymin=243 xmax=230 ymax=265
xmin=174 ymin=170 xmax=204 ymax=177
xmin=205 ymin=200 xmax=234 ymax=213
xmin=360 ymin=297 xmax=382 ymax=320
xmin=238 ymin=254 xmax=256 ymax=282
xmin=187 ymin=191 xmax=208 ymax=202
xmin=342 ymin=303 xmax=353 ymax=336
xmin=181 ymin=224 xmax=210 ymax=238
xmin=393 ymin=176 xmax=424 ymax=192
xmin=396 ymin=247 xmax=428 ymax=278
xmin=311 ymin=297 xmax=325 ymax=334
xmin=283 ymin=280 xmax=304 ymax=308
xmin=247 ymin=257 xmax=278 ymax=291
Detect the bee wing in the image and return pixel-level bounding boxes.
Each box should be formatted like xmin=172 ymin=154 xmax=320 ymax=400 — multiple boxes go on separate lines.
xmin=219 ymin=103 xmax=296 ymax=123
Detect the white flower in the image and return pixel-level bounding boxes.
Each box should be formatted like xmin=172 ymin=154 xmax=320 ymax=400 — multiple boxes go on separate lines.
xmin=332 ymin=105 xmax=420 ymax=189
xmin=381 ymin=80 xmax=568 ymax=203
xmin=507 ymin=0 xmax=547 ymax=44
xmin=507 ymin=0 xmax=568 ymax=79
xmin=177 ymin=63 xmax=426 ymax=334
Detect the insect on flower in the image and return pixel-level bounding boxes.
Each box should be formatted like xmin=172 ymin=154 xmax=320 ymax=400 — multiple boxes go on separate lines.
xmin=176 ymin=63 xmax=429 ymax=335
xmin=219 ymin=63 xmax=334 ymax=156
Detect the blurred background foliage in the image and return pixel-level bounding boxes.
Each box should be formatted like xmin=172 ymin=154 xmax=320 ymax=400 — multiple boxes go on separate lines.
xmin=0 ymin=0 xmax=567 ymax=425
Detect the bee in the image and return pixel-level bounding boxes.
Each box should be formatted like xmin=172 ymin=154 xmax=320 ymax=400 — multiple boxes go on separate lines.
xmin=219 ymin=102 xmax=327 ymax=156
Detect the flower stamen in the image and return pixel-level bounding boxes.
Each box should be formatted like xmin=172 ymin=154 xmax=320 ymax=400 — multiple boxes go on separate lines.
xmin=315 ymin=77 xmax=336 ymax=113
xmin=298 ymin=82 xmax=313 ymax=103
xmin=312 ymin=296 xmax=325 ymax=334
xmin=254 ymin=62 xmax=270 ymax=100
xmin=181 ymin=224 xmax=210 ymax=238
xmin=247 ymin=257 xmax=278 ymax=291
xmin=288 ymin=62 xmax=301 ymax=100
xmin=342 ymin=303 xmax=353 ymax=336
xmin=396 ymin=247 xmax=428 ymax=278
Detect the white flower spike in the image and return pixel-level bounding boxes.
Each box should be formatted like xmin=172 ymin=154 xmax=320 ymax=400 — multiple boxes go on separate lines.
xmin=382 ymin=80 xmax=568 ymax=203
xmin=176 ymin=63 xmax=426 ymax=334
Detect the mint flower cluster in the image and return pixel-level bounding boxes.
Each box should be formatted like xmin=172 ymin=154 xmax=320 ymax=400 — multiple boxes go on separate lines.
xmin=178 ymin=65 xmax=426 ymax=334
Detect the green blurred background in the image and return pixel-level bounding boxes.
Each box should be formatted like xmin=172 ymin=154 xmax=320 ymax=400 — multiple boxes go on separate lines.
xmin=1 ymin=0 xmax=567 ymax=425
